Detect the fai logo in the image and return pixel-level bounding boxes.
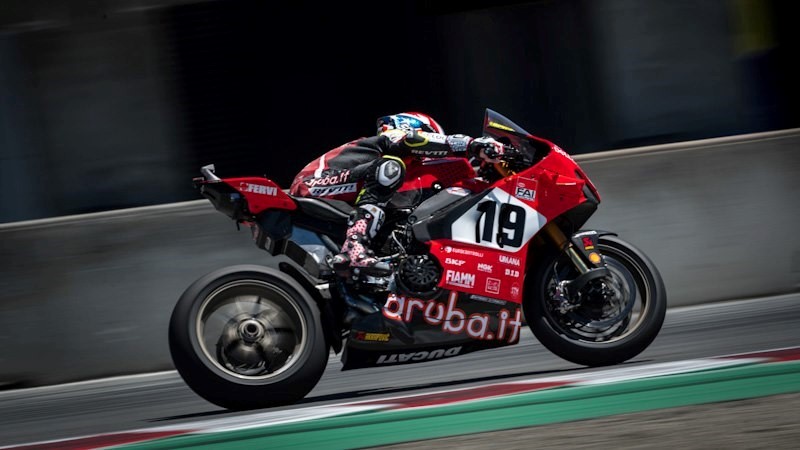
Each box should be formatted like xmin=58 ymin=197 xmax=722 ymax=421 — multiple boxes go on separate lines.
xmin=515 ymin=186 xmax=535 ymax=200
xmin=515 ymin=177 xmax=536 ymax=201
xmin=445 ymin=270 xmax=475 ymax=289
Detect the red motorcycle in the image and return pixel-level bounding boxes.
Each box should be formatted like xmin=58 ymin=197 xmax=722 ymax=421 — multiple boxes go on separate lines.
xmin=169 ymin=109 xmax=667 ymax=410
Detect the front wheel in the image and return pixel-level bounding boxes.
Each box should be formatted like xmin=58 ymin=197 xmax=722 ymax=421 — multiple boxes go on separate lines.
xmin=169 ymin=265 xmax=330 ymax=410
xmin=524 ymin=235 xmax=667 ymax=366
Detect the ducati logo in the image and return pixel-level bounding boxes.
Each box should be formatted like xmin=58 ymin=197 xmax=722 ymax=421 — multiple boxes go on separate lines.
xmin=376 ymin=347 xmax=462 ymax=364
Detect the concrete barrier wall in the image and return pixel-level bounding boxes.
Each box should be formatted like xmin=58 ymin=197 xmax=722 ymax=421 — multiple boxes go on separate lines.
xmin=1 ymin=129 xmax=798 ymax=387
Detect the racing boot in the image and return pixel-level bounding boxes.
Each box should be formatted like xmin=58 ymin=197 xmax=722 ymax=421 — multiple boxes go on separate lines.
xmin=331 ymin=204 xmax=392 ymax=278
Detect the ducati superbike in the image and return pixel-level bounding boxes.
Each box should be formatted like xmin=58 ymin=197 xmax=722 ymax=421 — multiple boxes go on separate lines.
xmin=169 ymin=108 xmax=667 ymax=410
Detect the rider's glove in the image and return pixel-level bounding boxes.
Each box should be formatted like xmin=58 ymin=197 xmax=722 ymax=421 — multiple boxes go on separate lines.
xmin=469 ymin=136 xmax=506 ymax=163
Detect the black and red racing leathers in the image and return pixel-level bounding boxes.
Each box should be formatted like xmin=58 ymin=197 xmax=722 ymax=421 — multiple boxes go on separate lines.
xmin=289 ymin=128 xmax=474 ymax=206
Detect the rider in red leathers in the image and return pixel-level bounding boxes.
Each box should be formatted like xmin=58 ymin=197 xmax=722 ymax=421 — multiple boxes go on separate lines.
xmin=289 ymin=112 xmax=506 ymax=277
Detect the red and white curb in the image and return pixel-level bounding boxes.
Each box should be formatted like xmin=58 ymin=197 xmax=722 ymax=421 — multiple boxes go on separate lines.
xmin=4 ymin=346 xmax=800 ymax=450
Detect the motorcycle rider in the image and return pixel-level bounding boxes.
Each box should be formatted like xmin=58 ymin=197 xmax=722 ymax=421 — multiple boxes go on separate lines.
xmin=289 ymin=111 xmax=507 ymax=277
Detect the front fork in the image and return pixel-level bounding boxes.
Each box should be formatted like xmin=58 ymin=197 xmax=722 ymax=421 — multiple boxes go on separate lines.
xmin=542 ymin=224 xmax=612 ymax=313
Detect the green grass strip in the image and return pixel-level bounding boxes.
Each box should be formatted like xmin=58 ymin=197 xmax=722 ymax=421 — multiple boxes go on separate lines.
xmin=118 ymin=360 xmax=800 ymax=450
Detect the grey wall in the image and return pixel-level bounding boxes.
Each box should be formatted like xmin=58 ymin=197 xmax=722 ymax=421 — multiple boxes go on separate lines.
xmin=581 ymin=129 xmax=800 ymax=303
xmin=0 ymin=3 xmax=191 ymax=222
xmin=1 ymin=130 xmax=798 ymax=388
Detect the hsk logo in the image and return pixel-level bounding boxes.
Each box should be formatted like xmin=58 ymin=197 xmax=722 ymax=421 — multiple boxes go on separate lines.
xmin=383 ymin=292 xmax=522 ymax=344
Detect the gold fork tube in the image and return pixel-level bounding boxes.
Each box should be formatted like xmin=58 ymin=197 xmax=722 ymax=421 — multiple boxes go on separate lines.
xmin=542 ymin=223 xmax=590 ymax=274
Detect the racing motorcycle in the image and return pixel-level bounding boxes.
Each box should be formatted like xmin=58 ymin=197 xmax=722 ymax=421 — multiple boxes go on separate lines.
xmin=169 ymin=108 xmax=667 ymax=410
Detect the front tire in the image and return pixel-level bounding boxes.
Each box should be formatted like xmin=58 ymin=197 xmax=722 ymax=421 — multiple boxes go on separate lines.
xmin=524 ymin=235 xmax=667 ymax=366
xmin=169 ymin=265 xmax=329 ymax=410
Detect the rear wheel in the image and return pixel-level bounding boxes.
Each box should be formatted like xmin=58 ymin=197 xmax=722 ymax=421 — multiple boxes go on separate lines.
xmin=169 ymin=265 xmax=329 ymax=410
xmin=524 ymin=235 xmax=667 ymax=366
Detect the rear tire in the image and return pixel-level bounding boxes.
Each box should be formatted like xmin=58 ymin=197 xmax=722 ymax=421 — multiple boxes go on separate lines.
xmin=169 ymin=265 xmax=329 ymax=410
xmin=524 ymin=236 xmax=667 ymax=366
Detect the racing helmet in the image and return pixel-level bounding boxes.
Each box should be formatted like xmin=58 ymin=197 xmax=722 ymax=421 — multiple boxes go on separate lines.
xmin=377 ymin=112 xmax=444 ymax=135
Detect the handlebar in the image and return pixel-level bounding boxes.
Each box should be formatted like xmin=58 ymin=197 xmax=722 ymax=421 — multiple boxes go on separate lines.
xmin=502 ymin=144 xmax=521 ymax=158
xmin=483 ymin=144 xmax=528 ymax=178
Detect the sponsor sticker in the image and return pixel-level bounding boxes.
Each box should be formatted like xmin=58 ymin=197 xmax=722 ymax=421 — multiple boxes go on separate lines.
xmin=445 ymin=258 xmax=466 ymax=266
xmin=309 ymin=183 xmax=357 ymax=197
xmin=239 ymin=182 xmax=277 ymax=196
xmin=305 ymin=170 xmax=351 ymax=187
xmin=443 ymin=246 xmax=485 ymax=258
xmin=488 ymin=121 xmax=514 ymax=132
xmin=515 ymin=177 xmax=536 ymax=201
xmin=446 ymin=187 xmax=471 ymax=196
xmin=445 ymin=270 xmax=475 ymax=289
xmin=383 ymin=292 xmax=522 ymax=343
xmin=498 ymin=255 xmax=521 ymax=266
xmin=469 ymin=294 xmax=507 ymax=305
xmin=354 ymin=331 xmax=391 ymax=342
xmin=486 ymin=277 xmax=501 ymax=294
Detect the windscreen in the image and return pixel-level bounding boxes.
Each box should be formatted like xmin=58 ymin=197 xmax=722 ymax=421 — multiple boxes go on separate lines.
xmin=480 ymin=108 xmax=550 ymax=167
